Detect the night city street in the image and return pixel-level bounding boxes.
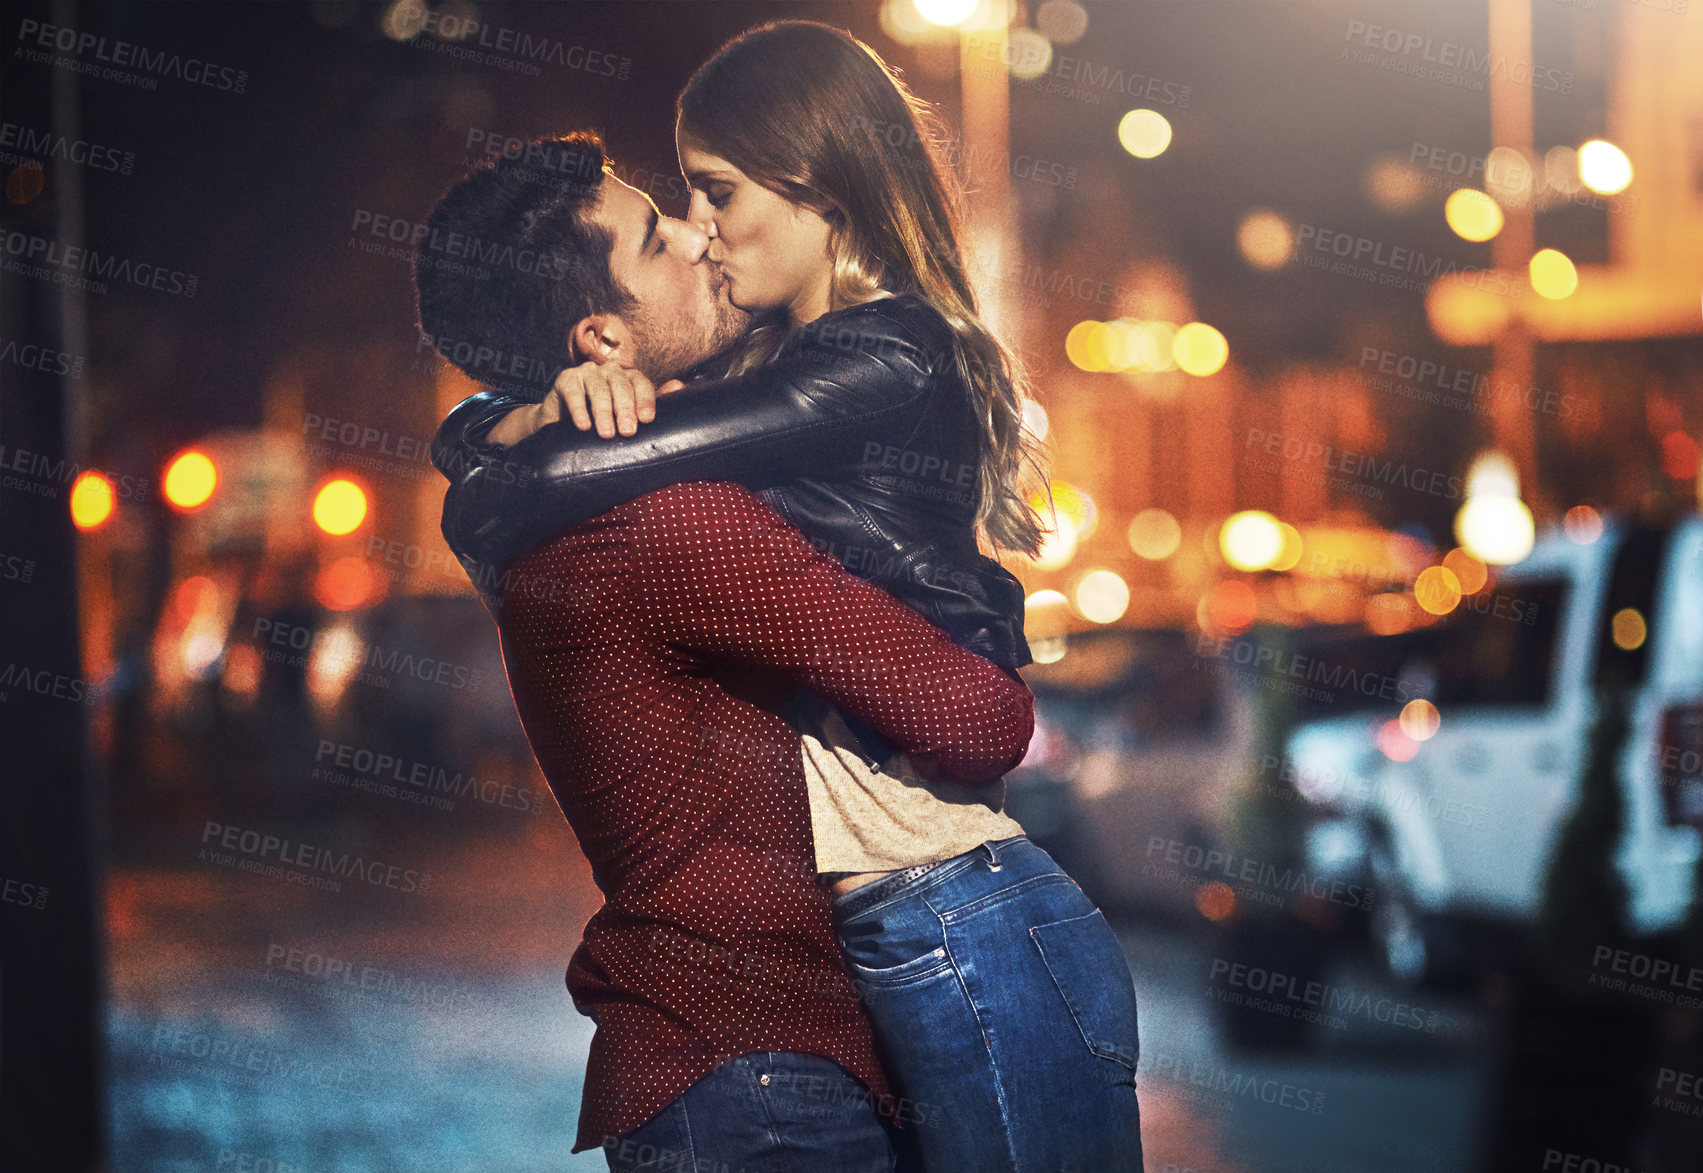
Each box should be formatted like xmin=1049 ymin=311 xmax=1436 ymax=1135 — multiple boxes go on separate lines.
xmin=3 ymin=1 xmax=1701 ymax=1170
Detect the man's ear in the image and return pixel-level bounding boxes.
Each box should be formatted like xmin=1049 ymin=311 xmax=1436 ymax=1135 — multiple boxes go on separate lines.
xmin=569 ymin=314 xmax=638 ymax=367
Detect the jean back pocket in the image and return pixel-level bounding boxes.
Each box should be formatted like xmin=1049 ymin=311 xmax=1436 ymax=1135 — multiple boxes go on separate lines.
xmin=1030 ymin=908 xmax=1140 ymax=1069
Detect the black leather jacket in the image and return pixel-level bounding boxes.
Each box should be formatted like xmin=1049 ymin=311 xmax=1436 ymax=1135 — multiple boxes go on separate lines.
xmin=431 ymin=292 xmax=1031 ymax=669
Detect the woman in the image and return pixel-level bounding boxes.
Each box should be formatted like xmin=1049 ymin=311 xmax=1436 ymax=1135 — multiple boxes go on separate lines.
xmin=438 ymin=22 xmax=1143 ymax=1172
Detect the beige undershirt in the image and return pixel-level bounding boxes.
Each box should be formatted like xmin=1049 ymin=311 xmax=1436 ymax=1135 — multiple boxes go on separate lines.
xmin=790 ymin=697 xmax=1026 ymax=895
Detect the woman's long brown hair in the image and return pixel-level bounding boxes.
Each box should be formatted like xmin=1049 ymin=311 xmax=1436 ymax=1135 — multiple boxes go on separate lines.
xmin=677 ymin=20 xmax=1050 ymax=556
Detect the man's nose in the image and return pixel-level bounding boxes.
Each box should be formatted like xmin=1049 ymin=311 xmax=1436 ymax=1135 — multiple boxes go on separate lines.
xmin=686 ymin=191 xmax=716 ymax=238
xmin=657 ymin=215 xmax=709 ymax=263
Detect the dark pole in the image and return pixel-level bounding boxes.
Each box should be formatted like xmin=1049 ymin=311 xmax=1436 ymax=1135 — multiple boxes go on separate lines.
xmin=0 ymin=0 xmax=104 ymax=1165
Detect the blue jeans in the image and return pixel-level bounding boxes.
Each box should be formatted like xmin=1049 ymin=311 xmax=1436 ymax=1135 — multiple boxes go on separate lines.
xmin=834 ymin=836 xmax=1144 ymax=1173
xmin=601 ymin=1051 xmax=895 ymax=1172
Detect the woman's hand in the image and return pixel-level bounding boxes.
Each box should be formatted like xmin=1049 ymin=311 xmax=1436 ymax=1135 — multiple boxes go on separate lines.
xmin=484 ymin=362 xmax=686 ymax=446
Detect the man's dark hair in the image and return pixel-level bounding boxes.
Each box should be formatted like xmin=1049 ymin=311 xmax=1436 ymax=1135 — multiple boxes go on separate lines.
xmin=414 ymin=131 xmax=632 ymax=399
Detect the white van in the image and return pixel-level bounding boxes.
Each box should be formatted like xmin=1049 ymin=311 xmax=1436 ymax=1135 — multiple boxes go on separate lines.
xmin=1282 ymin=514 xmax=1703 ymax=984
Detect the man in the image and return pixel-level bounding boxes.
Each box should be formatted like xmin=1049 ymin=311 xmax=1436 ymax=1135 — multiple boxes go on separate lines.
xmin=416 ymin=134 xmax=1034 ymax=1170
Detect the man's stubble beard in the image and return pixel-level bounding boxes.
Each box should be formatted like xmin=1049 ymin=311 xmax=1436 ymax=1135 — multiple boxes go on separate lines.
xmin=631 ymin=288 xmax=751 ymax=384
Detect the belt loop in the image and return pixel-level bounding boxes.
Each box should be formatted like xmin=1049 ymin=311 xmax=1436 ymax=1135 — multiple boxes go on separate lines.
xmin=983 ymin=839 xmax=1003 ymax=871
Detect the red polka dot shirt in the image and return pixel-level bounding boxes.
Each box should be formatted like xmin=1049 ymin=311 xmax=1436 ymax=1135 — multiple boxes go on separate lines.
xmin=496 ymin=481 xmax=1035 ymax=1152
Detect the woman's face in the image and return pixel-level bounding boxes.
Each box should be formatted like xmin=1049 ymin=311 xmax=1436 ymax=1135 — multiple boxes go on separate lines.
xmin=678 ymin=137 xmax=835 ymax=325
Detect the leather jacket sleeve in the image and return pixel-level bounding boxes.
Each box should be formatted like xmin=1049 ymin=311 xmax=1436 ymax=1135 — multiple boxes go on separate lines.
xmin=432 ymin=296 xmax=1031 ymax=670
xmin=433 ymin=303 xmax=939 ymax=573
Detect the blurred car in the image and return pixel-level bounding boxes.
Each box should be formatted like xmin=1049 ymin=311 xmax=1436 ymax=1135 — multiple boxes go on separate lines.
xmin=1284 ymin=514 xmax=1703 ymax=986
xmin=1006 ymin=627 xmax=1257 ymax=919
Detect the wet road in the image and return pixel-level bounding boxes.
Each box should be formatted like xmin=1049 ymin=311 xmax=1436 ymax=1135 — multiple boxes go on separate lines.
xmin=106 ymin=834 xmax=1489 ymax=1172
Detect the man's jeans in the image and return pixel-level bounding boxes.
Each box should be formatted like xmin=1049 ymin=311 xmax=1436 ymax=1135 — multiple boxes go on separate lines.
xmin=601 ymin=1051 xmax=895 ymax=1172
xmin=835 ymin=836 xmax=1145 ymax=1173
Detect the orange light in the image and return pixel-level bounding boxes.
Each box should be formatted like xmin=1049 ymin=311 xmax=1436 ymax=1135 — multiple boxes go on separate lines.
xmin=1528 ymin=249 xmax=1578 ymax=300
xmin=314 ymin=556 xmax=387 ymax=612
xmin=1661 ymin=431 xmax=1701 ymax=480
xmin=70 ymin=471 xmax=116 ymax=530
xmin=1172 ymin=322 xmax=1229 ymax=377
xmin=163 ymin=450 xmax=218 ymax=511
xmin=1195 ymin=881 xmax=1237 ymax=922
xmin=1444 ymin=188 xmax=1504 ymax=243
xmin=1367 ymin=592 xmax=1417 ymax=635
xmin=1426 ymin=279 xmax=1511 ymax=346
xmin=1202 ymin=580 xmax=1258 ymax=635
xmin=312 ymin=479 xmax=368 ymax=535
xmin=1413 ymin=566 xmax=1463 ymax=615
xmin=1611 ymin=608 xmax=1647 ymax=651
xmin=1441 ymin=548 xmax=1489 ymax=594
xmin=170 ymin=576 xmax=218 ymax=624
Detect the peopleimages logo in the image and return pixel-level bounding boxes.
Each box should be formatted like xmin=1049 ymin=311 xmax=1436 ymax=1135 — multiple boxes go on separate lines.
xmin=1144 ymin=835 xmax=1374 ymax=910
xmin=0 ymin=122 xmax=134 ymax=175
xmin=1 ymin=231 xmax=198 ymax=297
xmin=1243 ymin=427 xmax=1466 ymax=503
xmin=1293 ymin=223 xmax=1523 ymax=299
xmin=15 ymin=19 xmax=249 ymax=92
xmin=199 ymin=820 xmax=432 ymax=895
xmin=1341 ymin=20 xmax=1573 ymax=94
xmin=313 ymin=739 xmax=545 ymax=815
xmin=1208 ymin=958 xmax=1443 ymax=1031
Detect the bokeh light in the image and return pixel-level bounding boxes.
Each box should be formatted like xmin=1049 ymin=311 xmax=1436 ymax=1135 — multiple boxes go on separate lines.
xmin=1005 ymin=28 xmax=1053 ymax=79
xmin=1465 ymin=451 xmax=1521 ymax=500
xmin=1074 ymin=570 xmax=1131 ymax=624
xmin=1271 ymin=522 xmax=1304 ymax=572
xmin=1564 ymin=505 xmax=1604 ymax=544
xmin=1426 ymin=279 xmax=1512 ymax=346
xmin=1195 ymin=882 xmax=1236 ymax=922
xmin=163 ymin=450 xmax=218 ymax=511
xmin=1118 ymin=109 xmax=1172 ymax=159
xmin=1377 ymin=719 xmax=1420 ymax=762
xmin=1021 ymin=399 xmax=1050 ymax=442
xmin=6 ymin=161 xmax=46 ymax=205
xmin=1201 ymin=580 xmax=1258 ymax=634
xmin=70 ymin=471 xmax=116 ymax=531
xmin=1544 ymin=146 xmax=1582 ymax=194
xmin=1529 ymin=249 xmax=1579 ymax=300
xmin=1441 ymin=548 xmax=1489 ymax=594
xmin=1611 ymin=607 xmax=1647 ymax=651
xmin=1400 ymin=699 xmax=1441 ymax=742
xmin=1444 ymin=188 xmax=1504 ymax=242
xmin=1237 ymin=210 xmax=1295 ymax=271
xmin=1128 ymin=508 xmax=1182 ymax=561
xmin=170 ymin=576 xmax=218 ymax=624
xmin=1035 ymin=0 xmax=1088 ymax=43
xmin=1578 ymin=139 xmax=1633 ymax=195
xmin=1029 ymin=513 xmax=1078 ymax=571
xmin=1364 ymin=156 xmax=1428 ymax=214
xmin=1368 ymin=592 xmax=1418 ymax=635
xmin=1172 ymin=322 xmax=1228 ymax=376
xmin=1066 ymin=320 xmax=1106 ymax=371
xmin=913 ymin=0 xmax=979 ymax=27
xmin=312 ymin=478 xmax=368 ymax=535
xmin=1025 ymin=588 xmax=1070 ymax=611
xmin=1040 ymin=481 xmax=1097 ymax=540
xmin=1484 ymin=147 xmax=1532 ymax=204
xmin=1414 ymin=566 xmax=1463 ymax=615
xmin=380 ymin=0 xmax=428 ymax=41
xmin=1455 ymin=496 xmax=1535 ymax=565
xmin=1220 ymin=510 xmax=1284 ymax=571
xmin=314 ymin=556 xmax=388 ymax=612
xmin=1662 ymin=431 xmax=1701 ymax=480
